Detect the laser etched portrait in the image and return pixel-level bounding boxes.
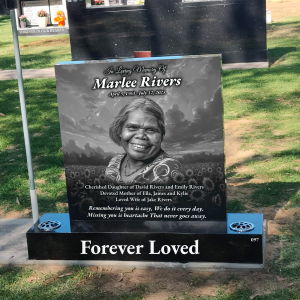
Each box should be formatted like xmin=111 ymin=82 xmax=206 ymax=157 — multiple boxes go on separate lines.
xmin=106 ymin=98 xmax=182 ymax=185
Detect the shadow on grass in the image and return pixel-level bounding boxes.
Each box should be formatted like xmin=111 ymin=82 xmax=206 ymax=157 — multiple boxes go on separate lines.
xmin=288 ymin=89 xmax=300 ymax=99
xmin=0 ymin=51 xmax=62 ymax=70
xmin=0 ymin=41 xmax=13 ymax=48
xmin=267 ymin=20 xmax=300 ymax=28
xmin=222 ymin=63 xmax=300 ymax=120
xmin=226 ymin=150 xmax=300 ymax=207
xmin=223 ymin=61 xmax=300 ymax=89
xmin=222 ymin=19 xmax=300 ymax=89
xmin=259 ymin=289 xmax=300 ymax=300
xmin=268 ymin=46 xmax=298 ymax=65
xmin=268 ymin=213 xmax=300 ymax=286
xmin=248 ymin=181 xmax=300 ymax=207
xmin=0 ymin=16 xmax=10 ymax=22
xmin=225 ymin=180 xmax=300 ymax=210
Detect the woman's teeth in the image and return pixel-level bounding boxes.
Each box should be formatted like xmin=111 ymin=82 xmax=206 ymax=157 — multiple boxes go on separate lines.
xmin=132 ymin=144 xmax=146 ymax=149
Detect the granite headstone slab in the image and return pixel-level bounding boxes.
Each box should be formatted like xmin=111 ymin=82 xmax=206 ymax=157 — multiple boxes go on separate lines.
xmin=55 ymin=55 xmax=226 ymax=228
xmin=66 ymin=0 xmax=268 ymax=64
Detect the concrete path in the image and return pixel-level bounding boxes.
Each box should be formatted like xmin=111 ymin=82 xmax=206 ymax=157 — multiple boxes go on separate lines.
xmin=0 ymin=68 xmax=55 ymax=80
xmin=0 ymin=219 xmax=32 ymax=265
xmin=0 ymin=62 xmax=269 ymax=81
xmin=222 ymin=62 xmax=269 ymax=70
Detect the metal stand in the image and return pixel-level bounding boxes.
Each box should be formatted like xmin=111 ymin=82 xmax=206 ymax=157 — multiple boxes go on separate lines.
xmin=10 ymin=10 xmax=39 ymax=224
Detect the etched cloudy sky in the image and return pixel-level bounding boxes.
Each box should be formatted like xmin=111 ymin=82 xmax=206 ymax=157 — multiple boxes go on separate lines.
xmin=55 ymin=56 xmax=224 ymax=156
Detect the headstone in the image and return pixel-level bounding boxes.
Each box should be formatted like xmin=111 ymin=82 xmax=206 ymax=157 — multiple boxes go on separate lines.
xmin=21 ymin=0 xmax=50 ymax=26
xmin=55 ymin=55 xmax=227 ymax=233
xmin=66 ymin=0 xmax=268 ymax=64
xmin=49 ymin=0 xmax=64 ymax=24
xmin=25 ymin=5 xmax=265 ymax=266
xmin=266 ymin=9 xmax=272 ymax=24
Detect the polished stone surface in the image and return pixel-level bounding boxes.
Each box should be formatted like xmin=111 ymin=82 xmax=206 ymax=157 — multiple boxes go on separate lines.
xmin=71 ymin=220 xmax=227 ymax=233
xmin=55 ymin=56 xmax=227 ymax=229
xmin=66 ymin=0 xmax=267 ymax=63
xmin=86 ymin=8 xmax=151 ymax=60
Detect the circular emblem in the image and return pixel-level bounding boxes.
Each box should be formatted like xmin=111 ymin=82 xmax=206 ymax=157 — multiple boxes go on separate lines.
xmin=229 ymin=221 xmax=255 ymax=233
xmin=38 ymin=220 xmax=61 ymax=232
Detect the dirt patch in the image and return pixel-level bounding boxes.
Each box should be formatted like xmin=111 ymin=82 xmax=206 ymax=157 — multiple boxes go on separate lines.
xmin=56 ymin=191 xmax=64 ymax=197
xmin=99 ymin=269 xmax=294 ymax=299
xmin=20 ymin=37 xmax=70 ymax=49
xmin=265 ymin=206 xmax=300 ymax=235
xmin=272 ymin=130 xmax=285 ymax=136
xmin=226 ymin=185 xmax=254 ymax=204
xmin=224 ymin=119 xmax=256 ymax=168
xmin=266 ymin=0 xmax=300 ymax=21
xmin=274 ymin=206 xmax=300 ymax=223
xmin=34 ymin=265 xmax=67 ymax=274
xmin=35 ymin=178 xmax=46 ymax=184
xmin=24 ymin=265 xmax=296 ymax=300
xmin=56 ymin=202 xmax=68 ymax=208
xmin=36 ymin=188 xmax=46 ymax=196
xmin=268 ymin=138 xmax=292 ymax=152
xmin=224 ymin=133 xmax=255 ymax=168
xmin=268 ymin=220 xmax=282 ymax=235
xmin=265 ymin=235 xmax=282 ymax=265
xmin=59 ymin=173 xmax=66 ymax=181
xmin=224 ymin=118 xmax=290 ymax=171
xmin=33 ymin=133 xmax=42 ymax=137
xmin=268 ymin=27 xmax=300 ymax=40
xmin=0 ymin=208 xmax=31 ymax=219
xmin=5 ymin=144 xmax=20 ymax=151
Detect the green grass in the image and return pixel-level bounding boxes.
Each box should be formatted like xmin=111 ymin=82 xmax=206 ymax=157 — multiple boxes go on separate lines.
xmin=272 ymin=213 xmax=300 ymax=280
xmin=166 ymin=288 xmax=300 ymax=300
xmin=0 ymin=78 xmax=67 ymax=213
xmin=223 ymin=16 xmax=300 ymax=208
xmin=0 ymin=16 xmax=71 ymax=70
xmin=166 ymin=288 xmax=254 ymax=300
xmin=226 ymin=199 xmax=246 ymax=213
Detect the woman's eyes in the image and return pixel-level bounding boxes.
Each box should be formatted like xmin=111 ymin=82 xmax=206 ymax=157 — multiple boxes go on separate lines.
xmin=146 ymin=128 xmax=158 ymax=133
xmin=127 ymin=126 xmax=139 ymax=131
xmin=127 ymin=126 xmax=158 ymax=133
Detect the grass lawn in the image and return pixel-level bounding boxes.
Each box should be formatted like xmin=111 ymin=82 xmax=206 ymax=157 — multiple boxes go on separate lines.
xmin=224 ymin=16 xmax=300 ymax=209
xmin=0 ymin=16 xmax=71 ymax=70
xmin=1 ymin=11 xmax=300 ymax=300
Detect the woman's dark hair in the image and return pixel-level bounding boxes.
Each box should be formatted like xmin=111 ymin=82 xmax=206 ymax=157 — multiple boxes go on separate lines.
xmin=109 ymin=98 xmax=165 ymax=146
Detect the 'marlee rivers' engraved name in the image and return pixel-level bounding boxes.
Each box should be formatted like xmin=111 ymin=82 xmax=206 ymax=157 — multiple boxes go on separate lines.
xmin=81 ymin=240 xmax=199 ymax=255
xmin=92 ymin=76 xmax=182 ymax=89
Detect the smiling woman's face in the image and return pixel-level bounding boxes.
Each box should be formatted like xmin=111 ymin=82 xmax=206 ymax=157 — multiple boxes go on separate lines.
xmin=119 ymin=109 xmax=163 ymax=162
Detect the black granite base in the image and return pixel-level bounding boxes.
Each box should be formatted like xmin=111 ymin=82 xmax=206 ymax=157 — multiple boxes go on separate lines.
xmin=27 ymin=213 xmax=264 ymax=264
xmin=70 ymin=220 xmax=227 ymax=234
